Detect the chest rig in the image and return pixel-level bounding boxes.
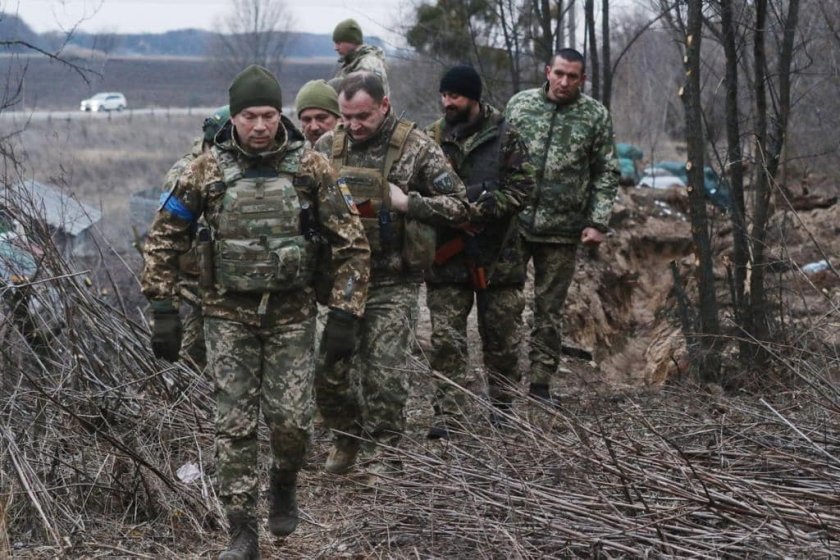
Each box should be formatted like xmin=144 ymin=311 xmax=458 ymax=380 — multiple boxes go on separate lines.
xmin=433 ymin=118 xmax=508 ymax=202
xmin=208 ymin=145 xmax=317 ymax=293
xmin=331 ymin=120 xmax=432 ymax=273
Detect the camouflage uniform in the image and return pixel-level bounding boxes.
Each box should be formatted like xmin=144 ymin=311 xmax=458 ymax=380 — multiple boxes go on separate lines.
xmin=314 ymin=110 xmax=468 ymax=451
xmin=141 ymin=116 xmax=369 ymax=517
xmin=161 ymin=138 xmax=207 ymax=368
xmin=424 ymin=103 xmax=534 ymax=416
xmin=330 ymin=45 xmax=389 ymax=95
xmin=505 ymin=85 xmax=619 ymax=386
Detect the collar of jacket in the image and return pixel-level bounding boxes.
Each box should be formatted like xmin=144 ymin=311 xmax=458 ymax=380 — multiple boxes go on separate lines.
xmin=540 ymin=82 xmax=583 ymax=108
xmin=440 ymin=102 xmax=503 ymax=143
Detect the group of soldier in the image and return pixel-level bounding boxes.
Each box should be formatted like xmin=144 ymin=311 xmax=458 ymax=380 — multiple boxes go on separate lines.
xmin=141 ymin=18 xmax=619 ymax=560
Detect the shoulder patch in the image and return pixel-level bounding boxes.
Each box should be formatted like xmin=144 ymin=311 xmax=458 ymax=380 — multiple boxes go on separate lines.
xmin=337 ymin=178 xmax=359 ymax=215
xmin=432 ymin=171 xmax=456 ymax=194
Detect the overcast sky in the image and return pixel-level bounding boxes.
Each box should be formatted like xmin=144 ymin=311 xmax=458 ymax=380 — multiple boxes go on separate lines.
xmin=9 ymin=0 xmax=409 ymax=47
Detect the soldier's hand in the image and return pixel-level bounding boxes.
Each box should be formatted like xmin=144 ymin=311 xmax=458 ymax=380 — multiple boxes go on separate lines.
xmin=580 ymin=227 xmax=605 ymax=247
xmin=323 ymin=308 xmax=358 ymax=364
xmin=388 ymin=182 xmax=409 ymax=213
xmin=150 ymin=299 xmax=183 ymax=362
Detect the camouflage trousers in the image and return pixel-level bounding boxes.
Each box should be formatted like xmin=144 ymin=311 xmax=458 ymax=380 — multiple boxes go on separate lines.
xmin=180 ymin=301 xmax=207 ymax=370
xmin=523 ymin=240 xmax=578 ymax=385
xmin=315 ymin=283 xmax=418 ymax=450
xmin=205 ymin=316 xmax=316 ymax=517
xmin=427 ymin=283 xmax=524 ymax=417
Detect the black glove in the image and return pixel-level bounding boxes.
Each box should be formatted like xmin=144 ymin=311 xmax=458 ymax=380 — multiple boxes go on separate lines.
xmin=150 ymin=299 xmax=182 ymax=362
xmin=323 ymin=308 xmax=358 ymax=364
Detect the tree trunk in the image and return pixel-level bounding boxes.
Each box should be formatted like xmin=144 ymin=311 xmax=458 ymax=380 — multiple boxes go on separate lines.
xmin=584 ymin=0 xmax=600 ymax=101
xmin=682 ymin=0 xmax=722 ymax=381
xmin=567 ymin=0 xmax=577 ymax=51
xmin=719 ymin=0 xmax=752 ymax=364
xmin=601 ymin=0 xmax=612 ymax=108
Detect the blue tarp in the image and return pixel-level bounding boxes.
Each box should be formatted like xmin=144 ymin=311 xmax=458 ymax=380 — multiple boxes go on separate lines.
xmin=616 ymin=143 xmax=643 ymax=184
xmin=648 ymin=161 xmax=732 ymax=211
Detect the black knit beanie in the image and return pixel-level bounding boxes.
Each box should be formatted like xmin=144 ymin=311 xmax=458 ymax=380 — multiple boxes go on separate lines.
xmin=439 ymin=65 xmax=482 ymax=101
xmin=229 ymin=65 xmax=283 ymax=116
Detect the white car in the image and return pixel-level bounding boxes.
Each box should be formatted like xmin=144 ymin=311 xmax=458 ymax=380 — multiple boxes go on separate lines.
xmin=80 ymin=92 xmax=127 ymax=112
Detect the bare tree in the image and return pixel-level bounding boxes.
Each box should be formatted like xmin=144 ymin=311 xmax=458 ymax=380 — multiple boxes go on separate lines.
xmin=680 ymin=0 xmax=722 ymax=380
xmin=210 ymin=0 xmax=293 ymax=80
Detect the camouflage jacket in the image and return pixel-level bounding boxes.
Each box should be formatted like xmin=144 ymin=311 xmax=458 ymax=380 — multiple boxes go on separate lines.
xmin=160 ymin=137 xmax=204 ymax=302
xmin=505 ymin=85 xmax=619 ymax=244
xmin=315 ymin=110 xmax=469 ymax=285
xmin=141 ymin=116 xmax=370 ymax=326
xmin=424 ymin=103 xmax=534 ymax=286
xmin=330 ymin=44 xmax=389 ymax=95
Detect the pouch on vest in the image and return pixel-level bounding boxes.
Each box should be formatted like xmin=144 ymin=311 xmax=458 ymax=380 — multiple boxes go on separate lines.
xmin=214 ymin=236 xmax=314 ymax=292
xmin=212 ymin=173 xmax=316 ymax=293
xmin=336 ymin=166 xmax=405 ymax=261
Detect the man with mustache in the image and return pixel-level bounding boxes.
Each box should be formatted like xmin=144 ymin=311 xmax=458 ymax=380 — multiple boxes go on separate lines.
xmin=424 ymin=65 xmax=534 ymax=438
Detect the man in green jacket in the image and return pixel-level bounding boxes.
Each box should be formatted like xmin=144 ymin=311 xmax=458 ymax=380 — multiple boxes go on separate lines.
xmin=504 ymin=49 xmax=619 ymax=403
xmin=329 ymin=18 xmax=389 ymax=95
xmin=142 ymin=65 xmax=370 ymax=559
xmin=424 ymin=65 xmax=534 ymax=438
xmin=314 ymin=71 xmax=469 ymax=480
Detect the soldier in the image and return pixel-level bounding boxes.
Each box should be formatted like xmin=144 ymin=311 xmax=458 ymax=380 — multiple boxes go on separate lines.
xmin=294 ymin=80 xmax=340 ymax=146
xmin=160 ymin=105 xmax=230 ymax=369
xmin=329 ymin=18 xmax=389 ymax=95
xmin=141 ymin=65 xmax=370 ymax=560
xmin=313 ymin=71 xmax=469 ymax=479
xmin=504 ymin=49 xmax=619 ymax=404
xmin=424 ymin=65 xmax=534 ymax=438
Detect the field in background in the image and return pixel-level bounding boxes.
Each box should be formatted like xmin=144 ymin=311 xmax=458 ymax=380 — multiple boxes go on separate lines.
xmin=0 ymin=55 xmax=335 ymax=111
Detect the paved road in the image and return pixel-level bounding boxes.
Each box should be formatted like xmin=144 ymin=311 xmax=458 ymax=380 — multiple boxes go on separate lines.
xmin=0 ymin=107 xmax=218 ymax=122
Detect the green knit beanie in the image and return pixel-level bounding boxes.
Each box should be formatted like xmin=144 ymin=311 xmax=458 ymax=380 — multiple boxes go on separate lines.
xmin=228 ymin=65 xmax=283 ymax=116
xmin=332 ymin=19 xmax=363 ymax=44
xmin=295 ymin=80 xmax=340 ymax=117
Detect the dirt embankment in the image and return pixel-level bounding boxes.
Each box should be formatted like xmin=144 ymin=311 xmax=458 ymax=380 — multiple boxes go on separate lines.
xmin=558 ymin=180 xmax=839 ymax=388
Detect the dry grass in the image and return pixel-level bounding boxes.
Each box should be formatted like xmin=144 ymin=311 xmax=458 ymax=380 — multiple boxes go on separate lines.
xmin=1 ymin=179 xmax=838 ymax=558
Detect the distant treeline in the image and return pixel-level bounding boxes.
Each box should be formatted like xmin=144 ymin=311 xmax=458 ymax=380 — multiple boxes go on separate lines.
xmin=0 ymin=13 xmax=385 ymax=58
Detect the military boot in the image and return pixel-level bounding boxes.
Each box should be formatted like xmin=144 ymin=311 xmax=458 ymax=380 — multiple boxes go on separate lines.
xmin=529 ymin=382 xmax=561 ymax=408
xmin=219 ymin=513 xmax=260 ymax=560
xmin=267 ymin=469 xmax=298 ymax=537
xmin=325 ymin=437 xmax=360 ymax=474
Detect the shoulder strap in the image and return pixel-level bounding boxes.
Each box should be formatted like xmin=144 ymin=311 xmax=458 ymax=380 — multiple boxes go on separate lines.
xmin=211 ymin=145 xmax=242 ymax=186
xmin=278 ymin=143 xmax=304 ymax=175
xmin=331 ymin=129 xmax=348 ymax=170
xmin=432 ymin=121 xmax=443 ymax=146
xmin=383 ymin=120 xmax=415 ymax=179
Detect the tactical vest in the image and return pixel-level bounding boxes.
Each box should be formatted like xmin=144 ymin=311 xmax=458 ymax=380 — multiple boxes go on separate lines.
xmin=208 ymin=145 xmax=318 ymax=293
xmin=433 ymin=119 xmax=508 ymax=201
xmin=331 ymin=120 xmax=435 ymax=273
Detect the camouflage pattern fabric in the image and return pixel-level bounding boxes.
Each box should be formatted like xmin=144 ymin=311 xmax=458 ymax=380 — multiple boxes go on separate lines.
xmin=424 ymin=102 xmax=534 ymax=286
xmin=141 ymin=115 xmax=370 ymax=326
xmin=331 ymin=44 xmax=389 ymax=95
xmin=422 ymin=103 xmax=532 ymax=417
xmin=524 ymin=241 xmax=578 ymax=384
xmin=206 ymin=316 xmax=316 ymax=516
xmin=162 ymin=138 xmax=207 ymax=368
xmin=314 ymin=110 xmax=469 ymax=285
xmin=180 ymin=302 xmax=206 ymax=369
xmin=314 ymin=110 xmax=468 ymax=451
xmin=504 ymin=85 xmax=619 ymax=244
xmin=427 ymin=283 xmax=524 ymax=415
xmin=315 ymin=283 xmax=418 ymax=449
